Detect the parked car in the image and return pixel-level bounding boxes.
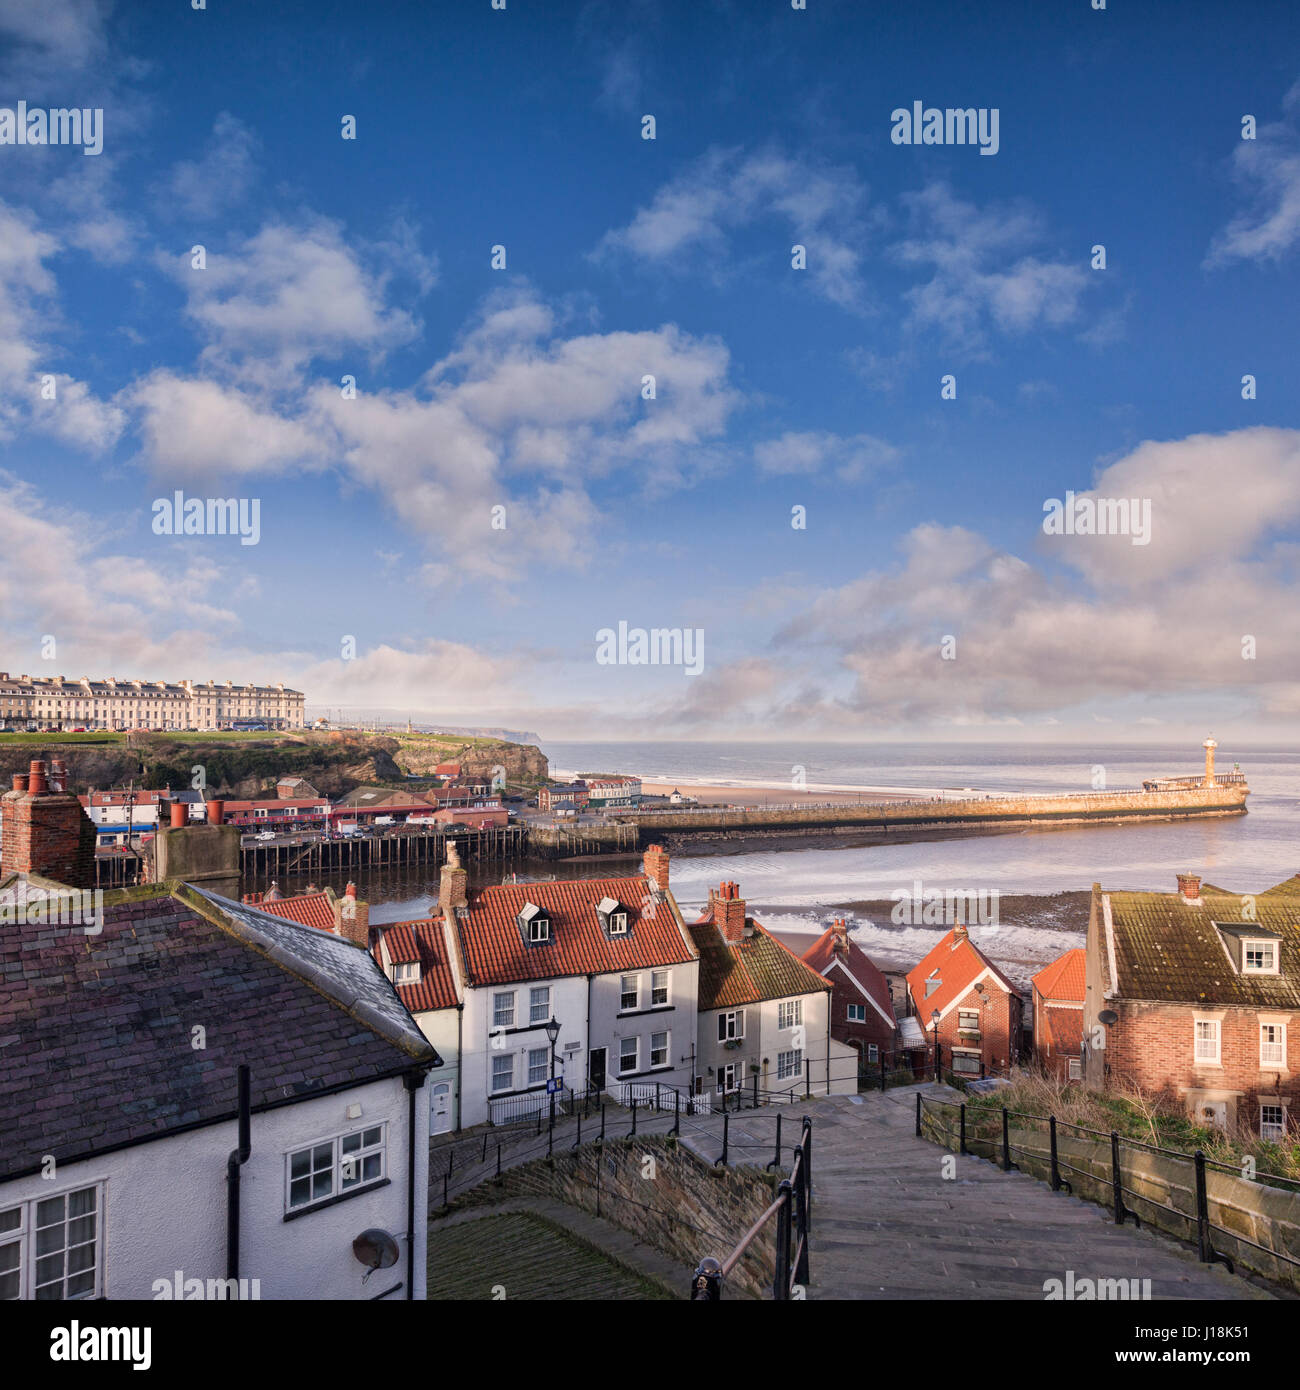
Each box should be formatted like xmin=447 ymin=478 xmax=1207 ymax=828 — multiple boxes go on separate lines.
xmin=255 ymin=831 xmax=276 ymax=841
xmin=374 ymin=815 xmax=395 ymax=826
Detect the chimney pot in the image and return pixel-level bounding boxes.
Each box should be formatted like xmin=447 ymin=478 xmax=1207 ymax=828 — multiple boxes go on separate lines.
xmin=1177 ymin=873 xmax=1202 ymax=903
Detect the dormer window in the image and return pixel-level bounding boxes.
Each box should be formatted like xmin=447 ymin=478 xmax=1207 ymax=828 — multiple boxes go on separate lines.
xmin=394 ymin=962 xmax=420 ymax=985
xmin=1243 ymin=940 xmax=1279 ymax=975
xmin=597 ymin=896 xmax=629 ymax=937
xmin=518 ymin=902 xmax=551 ymax=944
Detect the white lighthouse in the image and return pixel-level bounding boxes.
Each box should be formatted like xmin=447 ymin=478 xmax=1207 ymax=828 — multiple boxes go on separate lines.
xmin=1203 ymin=737 xmax=1218 ymax=788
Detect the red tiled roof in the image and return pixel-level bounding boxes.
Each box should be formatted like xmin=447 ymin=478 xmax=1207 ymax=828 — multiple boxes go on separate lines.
xmin=1032 ymin=947 xmax=1085 ymax=1002
xmin=802 ymin=930 xmax=894 ymax=1022
xmin=454 ymin=875 xmax=694 ymax=986
xmin=906 ymin=929 xmax=1018 ymax=1018
xmin=220 ymin=798 xmax=329 ymax=811
xmin=376 ymin=920 xmax=460 ymax=1013
xmin=690 ymin=910 xmax=831 ymax=1010
xmin=255 ymin=892 xmax=335 ymax=933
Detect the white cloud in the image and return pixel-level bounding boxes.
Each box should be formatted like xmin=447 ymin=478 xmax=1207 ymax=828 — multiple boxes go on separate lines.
xmin=1206 ymin=80 xmax=1300 ymax=265
xmin=595 ymin=146 xmax=872 ymax=309
xmin=162 ymin=113 xmax=262 ymax=221
xmin=754 ymin=430 xmax=899 ymax=483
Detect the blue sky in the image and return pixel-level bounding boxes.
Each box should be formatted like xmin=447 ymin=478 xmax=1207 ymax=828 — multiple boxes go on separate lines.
xmin=2 ymin=0 xmax=1299 ymax=740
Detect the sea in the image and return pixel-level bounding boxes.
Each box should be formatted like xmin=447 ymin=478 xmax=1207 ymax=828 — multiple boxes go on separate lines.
xmin=270 ymin=740 xmax=1300 ymax=985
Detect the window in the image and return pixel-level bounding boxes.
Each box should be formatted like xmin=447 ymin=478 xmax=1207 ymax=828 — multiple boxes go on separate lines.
xmin=0 ymin=1186 xmax=100 ymax=1300
xmin=1260 ymin=1104 xmax=1286 ymax=1141
xmin=778 ymin=1000 xmax=802 ymax=1030
xmin=529 ymin=986 xmax=550 ymax=1023
xmin=493 ymin=992 xmax=515 ymax=1028
xmin=866 ymin=1043 xmax=879 ymax=1063
xmin=717 ymin=1062 xmax=737 ymax=1094
xmin=608 ymin=913 xmax=629 ymax=935
xmin=287 ymin=1127 xmax=385 ymax=1212
xmin=1067 ymin=1057 xmax=1083 ymax=1081
xmin=718 ymin=1010 xmax=745 ymax=1042
xmin=618 ymin=1036 xmax=638 ymax=1074
xmin=1194 ymin=1019 xmax=1221 ymax=1064
xmin=393 ymin=962 xmax=419 ymax=985
xmin=650 ymin=1031 xmax=669 ymax=1068
xmin=528 ymin=917 xmax=550 ymax=943
xmin=777 ymin=1049 xmax=803 ymax=1080
xmin=958 ymin=1009 xmax=980 ymax=1031
xmin=528 ymin=1047 xmax=549 ymax=1086
xmin=491 ymin=1054 xmax=514 ymax=1093
xmin=847 ymin=1003 xmax=866 ymax=1023
xmin=1260 ymin=1023 xmax=1287 ymax=1068
xmin=620 ymin=974 xmax=639 ymax=1011
xmin=952 ymin=1053 xmax=981 ymax=1075
xmin=1244 ymin=940 xmax=1279 ymax=974
xmin=651 ymin=970 xmax=669 ymax=1006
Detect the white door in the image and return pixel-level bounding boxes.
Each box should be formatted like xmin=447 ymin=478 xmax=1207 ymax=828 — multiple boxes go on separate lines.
xmin=430 ymin=1082 xmax=452 ymax=1135
xmin=1198 ymin=1100 xmax=1227 ymax=1131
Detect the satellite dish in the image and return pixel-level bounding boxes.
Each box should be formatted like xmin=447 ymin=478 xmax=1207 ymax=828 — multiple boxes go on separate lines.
xmin=352 ymin=1229 xmax=400 ymax=1272
xmin=1098 ymin=1010 xmax=1118 ymax=1026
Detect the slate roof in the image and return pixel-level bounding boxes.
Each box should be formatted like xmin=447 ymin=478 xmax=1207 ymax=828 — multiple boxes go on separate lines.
xmin=453 ymin=875 xmax=695 ymax=986
xmin=1032 ymin=948 xmax=1086 ymax=1003
xmin=1098 ymin=876 xmax=1300 ymax=1007
xmin=375 ymin=920 xmax=460 ymax=1013
xmin=906 ymin=929 xmax=1019 ymax=1019
xmin=801 ymin=928 xmax=895 ymax=1023
xmin=0 ymin=882 xmax=435 ymax=1181
xmin=689 ymin=909 xmax=830 ymax=1010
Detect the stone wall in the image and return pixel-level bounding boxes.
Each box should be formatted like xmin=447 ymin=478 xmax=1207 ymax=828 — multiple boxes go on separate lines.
xmin=922 ymin=1107 xmax=1300 ymax=1292
xmin=456 ymin=1135 xmax=782 ymax=1298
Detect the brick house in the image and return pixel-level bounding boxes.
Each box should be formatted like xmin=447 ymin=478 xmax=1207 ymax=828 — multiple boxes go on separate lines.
xmin=801 ymin=919 xmax=898 ymax=1067
xmin=1083 ymin=872 xmax=1300 ymax=1139
xmin=244 ymin=881 xmax=370 ymax=944
xmin=906 ymin=925 xmax=1023 ymax=1078
xmin=1031 ymin=947 xmax=1085 ymax=1081
xmin=537 ymin=782 xmax=589 ymax=813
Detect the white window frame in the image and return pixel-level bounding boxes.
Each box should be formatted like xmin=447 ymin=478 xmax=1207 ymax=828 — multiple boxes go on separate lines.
xmin=1 ymin=1183 xmax=103 ymax=1301
xmin=1260 ymin=1022 xmax=1287 ymax=1068
xmin=1243 ymin=939 xmax=1279 ymax=975
xmin=620 ymin=974 xmax=639 ymax=1011
xmin=618 ymin=1036 xmax=638 ymax=1075
xmin=491 ymin=1053 xmax=514 ymax=1094
xmin=1260 ymin=1103 xmax=1286 ymax=1141
xmin=957 ymin=1009 xmax=980 ymax=1031
xmin=718 ymin=1010 xmax=745 ymax=1042
xmin=529 ymin=986 xmax=551 ymax=1024
xmin=717 ymin=1062 xmax=737 ymax=1095
xmin=493 ymin=991 xmax=515 ymax=1029
xmin=528 ymin=917 xmax=550 ymax=944
xmin=285 ymin=1124 xmax=387 ymax=1214
xmin=866 ymin=1043 xmax=879 ymax=1063
xmin=778 ymin=999 xmax=802 ymax=1030
xmin=527 ymin=1047 xmax=549 ymax=1087
xmin=1067 ymin=1057 xmax=1083 ymax=1081
xmin=847 ymin=1003 xmax=866 ymax=1023
xmin=1194 ymin=1017 xmax=1221 ymax=1065
xmin=393 ymin=962 xmax=419 ymax=985
xmin=651 ymin=970 xmax=669 ymax=1007
xmin=777 ymin=1048 xmax=802 ymax=1080
xmin=650 ymin=1030 xmax=669 ymax=1069
xmin=608 ymin=912 xmax=629 ymax=936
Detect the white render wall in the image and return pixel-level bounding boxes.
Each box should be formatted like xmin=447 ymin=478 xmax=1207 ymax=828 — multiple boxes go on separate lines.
xmin=590 ymin=960 xmax=699 ymax=1097
xmin=1 ymin=1073 xmax=428 ymax=1300
xmin=697 ymin=989 xmax=831 ymax=1097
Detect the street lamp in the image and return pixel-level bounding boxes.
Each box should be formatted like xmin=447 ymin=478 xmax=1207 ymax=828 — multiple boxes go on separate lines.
xmin=931 ymin=1009 xmax=941 ymax=1083
xmin=545 ymin=1015 xmax=561 ymax=1130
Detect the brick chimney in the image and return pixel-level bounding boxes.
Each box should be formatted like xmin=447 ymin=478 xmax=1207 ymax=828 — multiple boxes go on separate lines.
xmin=643 ymin=843 xmax=669 ymax=891
xmin=831 ymin=917 xmax=850 ymax=957
xmin=336 ymin=880 xmax=370 ymax=947
xmin=711 ymin=880 xmax=748 ymax=945
xmin=1177 ymin=873 xmax=1202 ymax=904
xmin=953 ymin=922 xmax=969 ymax=941
xmin=440 ymin=843 xmax=468 ymax=921
xmin=0 ymin=759 xmax=97 ymax=889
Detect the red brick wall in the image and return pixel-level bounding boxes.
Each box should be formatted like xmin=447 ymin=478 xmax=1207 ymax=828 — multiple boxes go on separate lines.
xmin=920 ymin=984 xmax=1022 ymax=1076
xmin=1 ymin=787 xmax=97 ymax=889
xmin=823 ymin=965 xmax=896 ymax=1055
xmin=1100 ymin=1000 xmax=1298 ymax=1129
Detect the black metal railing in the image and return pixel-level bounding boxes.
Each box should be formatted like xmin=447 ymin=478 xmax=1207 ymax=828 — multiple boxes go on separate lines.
xmin=916 ymin=1094 xmax=1300 ymax=1285
xmin=692 ymin=1116 xmax=812 ymax=1301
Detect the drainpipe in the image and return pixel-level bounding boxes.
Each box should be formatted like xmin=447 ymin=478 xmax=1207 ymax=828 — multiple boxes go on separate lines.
xmin=825 ymin=997 xmax=831 ymax=1096
xmin=585 ymin=972 xmax=593 ymax=1092
xmin=403 ymin=1070 xmax=421 ymax=1300
xmin=225 ymin=1065 xmax=251 ymax=1283
xmin=455 ymin=1003 xmax=464 ymax=1132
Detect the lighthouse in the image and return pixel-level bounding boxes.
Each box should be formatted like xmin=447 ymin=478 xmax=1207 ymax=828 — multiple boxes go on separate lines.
xmin=1203 ymin=737 xmax=1218 ymax=788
